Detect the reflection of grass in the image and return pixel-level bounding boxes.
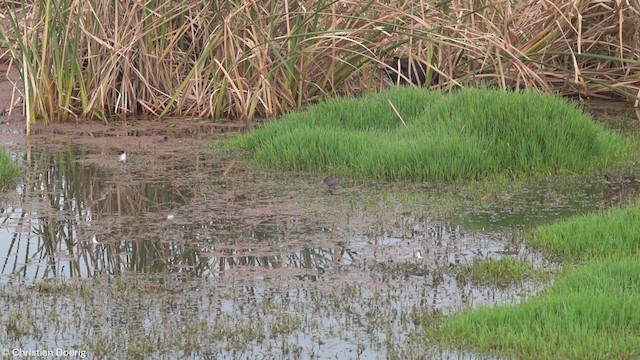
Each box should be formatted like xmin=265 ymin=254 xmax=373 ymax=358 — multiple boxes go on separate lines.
xmin=453 ymin=258 xmax=548 ymax=286
xmin=0 ymin=147 xmax=19 ymax=190
xmin=433 ymin=200 xmax=640 ymax=359
xmin=223 ymin=87 xmax=634 ymax=182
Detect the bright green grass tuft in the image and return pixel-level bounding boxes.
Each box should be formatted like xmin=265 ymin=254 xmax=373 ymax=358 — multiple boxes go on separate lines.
xmin=223 ymin=87 xmax=634 ymax=181
xmin=528 ymin=200 xmax=640 ymax=263
xmin=453 ymin=257 xmax=549 ymax=286
xmin=435 ymin=258 xmax=640 ymax=359
xmin=0 ymin=147 xmax=19 ymax=191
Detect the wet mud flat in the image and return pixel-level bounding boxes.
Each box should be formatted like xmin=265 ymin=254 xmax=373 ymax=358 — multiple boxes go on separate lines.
xmin=1 ymin=114 xmax=639 ymax=358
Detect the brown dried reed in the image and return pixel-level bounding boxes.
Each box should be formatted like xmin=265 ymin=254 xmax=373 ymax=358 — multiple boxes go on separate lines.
xmin=1 ymin=0 xmax=638 ymax=125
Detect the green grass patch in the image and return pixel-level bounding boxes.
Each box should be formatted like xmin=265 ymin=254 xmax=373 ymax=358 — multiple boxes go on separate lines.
xmin=528 ymin=200 xmax=640 ymax=263
xmin=453 ymin=258 xmax=548 ymax=286
xmin=434 ymin=258 xmax=640 ymax=359
xmin=223 ymin=87 xmax=634 ymax=182
xmin=433 ymin=199 xmax=640 ymax=359
xmin=0 ymin=147 xmax=19 ymax=191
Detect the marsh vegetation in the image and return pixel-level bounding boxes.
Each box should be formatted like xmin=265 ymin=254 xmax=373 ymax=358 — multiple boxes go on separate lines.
xmin=435 ymin=201 xmax=640 ymax=359
xmin=223 ymin=86 xmax=635 ymax=181
xmin=1 ymin=0 xmax=640 ymax=358
xmin=0 ymin=0 xmax=638 ymax=124
xmin=0 ymin=103 xmax=638 ymax=357
xmin=215 ymin=85 xmax=640 ymax=358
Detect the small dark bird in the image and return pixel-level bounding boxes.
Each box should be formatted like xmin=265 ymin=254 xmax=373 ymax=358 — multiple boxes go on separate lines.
xmin=323 ymin=174 xmax=340 ymax=192
xmin=382 ymin=57 xmax=434 ymax=86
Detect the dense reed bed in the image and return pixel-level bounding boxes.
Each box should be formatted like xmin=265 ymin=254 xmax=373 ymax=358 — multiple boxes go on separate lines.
xmin=435 ymin=200 xmax=640 ymax=359
xmin=223 ymin=87 xmax=634 ymax=181
xmin=0 ymin=0 xmax=638 ymax=125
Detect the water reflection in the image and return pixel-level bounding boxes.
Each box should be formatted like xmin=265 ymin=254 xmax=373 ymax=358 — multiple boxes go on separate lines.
xmin=454 ymin=180 xmax=615 ymax=231
xmin=1 ymin=147 xmax=191 ymax=281
xmin=200 ymin=246 xmax=357 ymax=279
xmin=2 ymin=110 xmax=637 ymax=358
xmin=1 ymin=142 xmax=631 ymax=283
xmin=1 ymin=146 xmax=366 ymax=281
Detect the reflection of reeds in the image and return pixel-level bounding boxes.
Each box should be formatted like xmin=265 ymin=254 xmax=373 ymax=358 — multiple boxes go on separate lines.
xmin=205 ymin=246 xmax=356 ymax=277
xmin=0 ymin=0 xmax=637 ymax=125
xmin=0 ymin=147 xmax=197 ymax=280
xmin=2 ymin=146 xmax=361 ymax=281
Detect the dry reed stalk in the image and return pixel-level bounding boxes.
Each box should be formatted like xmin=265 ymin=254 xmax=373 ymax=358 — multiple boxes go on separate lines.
xmin=0 ymin=0 xmax=637 ymax=124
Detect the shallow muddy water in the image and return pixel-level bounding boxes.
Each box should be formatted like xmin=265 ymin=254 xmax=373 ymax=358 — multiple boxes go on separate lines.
xmin=1 ymin=114 xmax=638 ymax=358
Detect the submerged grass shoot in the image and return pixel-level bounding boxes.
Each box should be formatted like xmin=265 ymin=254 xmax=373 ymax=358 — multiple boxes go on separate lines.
xmin=0 ymin=147 xmax=19 ymax=191
xmin=453 ymin=258 xmax=549 ymax=287
xmin=224 ymin=87 xmax=634 ymax=182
